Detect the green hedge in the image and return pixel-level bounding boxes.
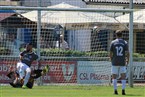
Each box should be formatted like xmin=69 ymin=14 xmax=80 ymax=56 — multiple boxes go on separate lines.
xmin=1 ymin=47 xmax=145 ymax=61
xmin=39 ymin=49 xmax=145 ymax=58
xmin=0 ymin=47 xmax=11 ymax=55
xmin=39 ymin=48 xmax=109 ymax=57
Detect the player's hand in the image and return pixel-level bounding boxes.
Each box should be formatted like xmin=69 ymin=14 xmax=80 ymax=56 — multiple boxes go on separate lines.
xmin=109 ymin=57 xmax=112 ymax=61
xmin=19 ymin=55 xmax=23 ymax=60
xmin=20 ymin=78 xmax=24 ymax=84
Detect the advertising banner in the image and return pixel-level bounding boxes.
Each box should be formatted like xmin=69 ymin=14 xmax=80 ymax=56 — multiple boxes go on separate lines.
xmin=1 ymin=60 xmax=145 ymax=84
xmin=126 ymin=62 xmax=145 ymax=82
xmin=77 ymin=61 xmax=111 ymax=84
xmin=77 ymin=61 xmax=145 ymax=84
xmin=0 ymin=61 xmax=77 ymax=83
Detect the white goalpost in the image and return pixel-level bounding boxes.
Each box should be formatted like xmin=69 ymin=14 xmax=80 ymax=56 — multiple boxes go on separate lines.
xmin=0 ymin=3 xmax=134 ymax=87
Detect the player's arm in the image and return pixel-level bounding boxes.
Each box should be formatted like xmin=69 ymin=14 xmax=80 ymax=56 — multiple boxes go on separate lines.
xmin=109 ymin=42 xmax=113 ymax=61
xmin=34 ymin=53 xmax=41 ymax=69
xmin=125 ymin=42 xmax=130 ymax=65
xmin=126 ymin=49 xmax=130 ymax=65
xmin=126 ymin=51 xmax=130 ymax=65
xmin=19 ymin=51 xmax=25 ymax=60
xmin=109 ymin=51 xmax=113 ymax=61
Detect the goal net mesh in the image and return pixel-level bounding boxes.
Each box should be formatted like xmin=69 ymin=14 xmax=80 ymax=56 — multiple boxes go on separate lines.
xmin=1 ymin=2 xmax=142 ymax=86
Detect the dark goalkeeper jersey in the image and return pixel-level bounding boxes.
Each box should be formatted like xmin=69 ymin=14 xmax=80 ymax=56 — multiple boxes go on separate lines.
xmin=110 ymin=38 xmax=128 ymax=66
xmin=20 ymin=50 xmax=38 ymax=67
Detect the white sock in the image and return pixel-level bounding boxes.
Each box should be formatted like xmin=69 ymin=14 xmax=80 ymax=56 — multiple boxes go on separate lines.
xmin=23 ymin=68 xmax=31 ymax=86
xmin=112 ymin=79 xmax=117 ymax=90
xmin=19 ymin=69 xmax=25 ymax=79
xmin=121 ymin=80 xmax=126 ymax=90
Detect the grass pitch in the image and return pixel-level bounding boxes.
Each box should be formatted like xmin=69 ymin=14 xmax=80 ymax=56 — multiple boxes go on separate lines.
xmin=0 ymin=85 xmax=144 ymax=97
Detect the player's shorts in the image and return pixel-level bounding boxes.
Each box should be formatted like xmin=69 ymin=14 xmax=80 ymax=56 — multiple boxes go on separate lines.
xmin=111 ymin=66 xmax=126 ymax=75
xmin=16 ymin=62 xmax=31 ymax=79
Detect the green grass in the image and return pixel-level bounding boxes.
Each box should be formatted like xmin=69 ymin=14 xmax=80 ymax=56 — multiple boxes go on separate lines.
xmin=0 ymin=85 xmax=144 ymax=97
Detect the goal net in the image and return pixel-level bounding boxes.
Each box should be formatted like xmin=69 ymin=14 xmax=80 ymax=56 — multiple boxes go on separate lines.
xmin=0 ymin=2 xmax=138 ymax=86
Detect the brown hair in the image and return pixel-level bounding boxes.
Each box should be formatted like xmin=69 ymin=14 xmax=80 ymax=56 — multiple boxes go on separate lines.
xmin=115 ymin=30 xmax=122 ymax=37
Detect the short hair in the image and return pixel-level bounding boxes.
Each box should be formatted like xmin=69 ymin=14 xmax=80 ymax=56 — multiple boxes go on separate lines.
xmin=26 ymin=42 xmax=33 ymax=46
xmin=115 ymin=30 xmax=122 ymax=37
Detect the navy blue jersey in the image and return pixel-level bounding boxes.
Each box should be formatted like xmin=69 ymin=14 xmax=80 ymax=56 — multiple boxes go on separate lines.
xmin=20 ymin=50 xmax=38 ymax=67
xmin=110 ymin=38 xmax=128 ymax=66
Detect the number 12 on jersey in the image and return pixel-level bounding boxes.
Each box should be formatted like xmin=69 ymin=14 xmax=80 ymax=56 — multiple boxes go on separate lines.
xmin=115 ymin=46 xmax=123 ymax=56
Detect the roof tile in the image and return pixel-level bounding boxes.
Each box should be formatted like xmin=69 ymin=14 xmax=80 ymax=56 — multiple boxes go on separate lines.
xmin=83 ymin=0 xmax=145 ymax=4
xmin=0 ymin=13 xmax=15 ymax=21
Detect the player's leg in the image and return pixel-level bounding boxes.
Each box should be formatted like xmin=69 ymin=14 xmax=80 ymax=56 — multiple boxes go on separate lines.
xmin=31 ymin=70 xmax=43 ymax=79
xmin=26 ymin=77 xmax=34 ymax=89
xmin=7 ymin=71 xmax=23 ymax=88
xmin=111 ymin=66 xmax=119 ymax=95
xmin=31 ymin=65 xmax=49 ymax=79
xmin=16 ymin=62 xmax=25 ymax=79
xmin=7 ymin=71 xmax=15 ymax=79
xmin=120 ymin=66 xmax=127 ymax=95
xmin=22 ymin=64 xmax=31 ymax=89
xmin=7 ymin=71 xmax=17 ymax=87
xmin=15 ymin=62 xmax=25 ymax=86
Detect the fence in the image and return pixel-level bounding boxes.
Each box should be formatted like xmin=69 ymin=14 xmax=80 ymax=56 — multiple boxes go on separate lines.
xmin=0 ymin=2 xmax=135 ymax=86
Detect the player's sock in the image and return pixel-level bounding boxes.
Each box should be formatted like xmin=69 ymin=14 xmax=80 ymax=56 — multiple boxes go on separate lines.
xmin=121 ymin=80 xmax=126 ymax=90
xmin=122 ymin=89 xmax=126 ymax=95
xmin=19 ymin=69 xmax=25 ymax=79
xmin=114 ymin=90 xmax=118 ymax=95
xmin=23 ymin=69 xmax=31 ymax=86
xmin=121 ymin=80 xmax=126 ymax=95
xmin=112 ymin=79 xmax=117 ymax=91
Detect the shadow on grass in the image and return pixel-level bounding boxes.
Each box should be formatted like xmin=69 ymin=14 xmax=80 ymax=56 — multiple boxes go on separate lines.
xmin=125 ymin=94 xmax=143 ymax=96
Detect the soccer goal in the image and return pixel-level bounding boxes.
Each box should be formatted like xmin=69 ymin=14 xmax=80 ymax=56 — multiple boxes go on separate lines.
xmin=0 ymin=2 xmax=136 ymax=86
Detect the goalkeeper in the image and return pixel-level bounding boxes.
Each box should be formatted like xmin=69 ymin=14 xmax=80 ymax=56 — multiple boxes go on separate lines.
xmin=7 ymin=65 xmax=49 ymax=89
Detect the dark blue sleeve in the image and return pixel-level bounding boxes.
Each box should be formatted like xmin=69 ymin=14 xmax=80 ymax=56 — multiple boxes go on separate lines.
xmin=110 ymin=42 xmax=113 ymax=52
xmin=20 ymin=51 xmax=26 ymax=56
xmin=33 ymin=53 xmax=39 ymax=60
xmin=125 ymin=41 xmax=129 ymax=51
